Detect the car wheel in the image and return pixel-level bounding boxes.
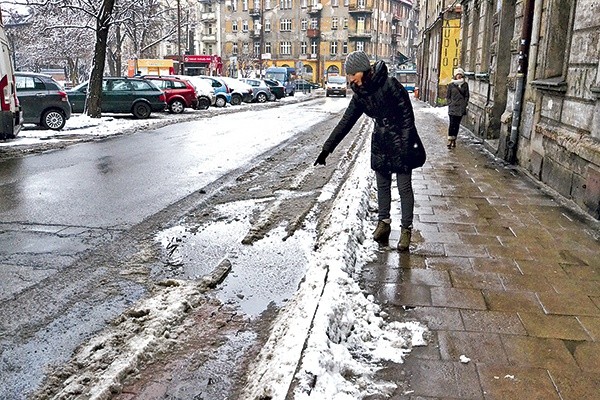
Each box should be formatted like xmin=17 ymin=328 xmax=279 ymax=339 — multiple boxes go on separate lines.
xmin=197 ymin=96 xmax=210 ymax=110
xmin=169 ymin=99 xmax=185 ymax=114
xmin=215 ymin=96 xmax=226 ymax=107
xmin=132 ymin=102 xmax=151 ymax=119
xmin=42 ymin=109 xmax=66 ymax=130
xmin=256 ymin=93 xmax=267 ymax=103
xmin=231 ymin=94 xmax=242 ymax=106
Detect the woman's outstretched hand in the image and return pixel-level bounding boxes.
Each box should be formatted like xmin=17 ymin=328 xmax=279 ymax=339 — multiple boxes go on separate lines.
xmin=314 ymin=150 xmax=329 ymax=166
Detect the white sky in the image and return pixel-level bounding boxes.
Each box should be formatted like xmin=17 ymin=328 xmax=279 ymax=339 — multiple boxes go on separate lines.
xmin=18 ymin=95 xmax=430 ymax=399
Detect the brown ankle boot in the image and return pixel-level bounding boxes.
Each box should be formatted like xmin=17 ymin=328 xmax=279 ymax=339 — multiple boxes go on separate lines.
xmin=372 ymin=220 xmax=391 ymax=246
xmin=397 ymin=226 xmax=412 ymax=252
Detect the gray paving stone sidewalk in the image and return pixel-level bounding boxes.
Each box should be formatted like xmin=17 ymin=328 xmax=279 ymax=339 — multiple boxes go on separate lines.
xmin=361 ymin=100 xmax=600 ymax=399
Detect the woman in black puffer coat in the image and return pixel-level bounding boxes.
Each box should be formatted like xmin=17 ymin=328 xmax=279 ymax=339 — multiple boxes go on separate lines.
xmin=313 ymin=51 xmax=426 ymax=251
xmin=446 ymin=67 xmax=469 ymax=148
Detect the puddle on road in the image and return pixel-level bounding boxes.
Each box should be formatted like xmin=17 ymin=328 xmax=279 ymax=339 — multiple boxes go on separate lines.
xmin=155 ymin=200 xmax=311 ymax=317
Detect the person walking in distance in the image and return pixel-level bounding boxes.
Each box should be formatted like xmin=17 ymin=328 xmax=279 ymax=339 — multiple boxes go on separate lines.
xmin=313 ymin=51 xmax=426 ymax=251
xmin=446 ymin=67 xmax=469 ymax=149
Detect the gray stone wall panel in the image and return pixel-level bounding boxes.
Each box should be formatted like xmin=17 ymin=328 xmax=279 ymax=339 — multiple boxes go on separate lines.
xmin=540 ymin=94 xmax=563 ymax=120
xmin=568 ymin=31 xmax=600 ymax=65
xmin=573 ymin=0 xmax=600 ymax=30
xmin=541 ymin=154 xmax=574 ymax=198
xmin=567 ymin=67 xmax=598 ymax=100
xmin=561 ymin=99 xmax=594 ymax=132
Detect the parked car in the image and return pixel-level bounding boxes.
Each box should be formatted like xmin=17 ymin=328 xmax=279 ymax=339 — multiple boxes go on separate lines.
xmin=0 ymin=24 xmax=22 ymax=139
xmin=263 ymin=78 xmax=285 ymax=99
xmin=141 ymin=75 xmax=198 ymax=113
xmin=15 ymin=72 xmax=71 ymax=130
xmin=218 ymin=76 xmax=253 ymax=104
xmin=197 ymin=76 xmax=231 ymax=107
xmin=172 ymin=75 xmax=215 ymax=109
xmin=295 ymin=79 xmax=320 ymax=92
xmin=325 ymin=75 xmax=348 ymax=97
xmin=67 ymin=77 xmax=167 ymax=119
xmin=239 ymin=78 xmax=275 ymax=103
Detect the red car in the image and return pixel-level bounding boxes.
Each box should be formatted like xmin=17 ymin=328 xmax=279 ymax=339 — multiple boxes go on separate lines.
xmin=142 ymin=75 xmax=198 ymax=114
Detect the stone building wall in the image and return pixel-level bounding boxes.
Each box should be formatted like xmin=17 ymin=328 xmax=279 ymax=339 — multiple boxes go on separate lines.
xmin=457 ymin=0 xmax=600 ymax=220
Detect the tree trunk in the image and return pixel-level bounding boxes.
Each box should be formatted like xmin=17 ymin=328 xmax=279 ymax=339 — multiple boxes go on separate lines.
xmin=86 ymin=0 xmax=116 ymax=118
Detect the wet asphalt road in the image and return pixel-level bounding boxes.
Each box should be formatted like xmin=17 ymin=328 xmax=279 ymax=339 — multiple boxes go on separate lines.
xmin=0 ymin=96 xmax=368 ymax=398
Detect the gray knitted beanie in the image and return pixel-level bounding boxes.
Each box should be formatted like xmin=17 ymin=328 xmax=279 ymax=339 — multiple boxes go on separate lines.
xmin=345 ymin=51 xmax=371 ymax=74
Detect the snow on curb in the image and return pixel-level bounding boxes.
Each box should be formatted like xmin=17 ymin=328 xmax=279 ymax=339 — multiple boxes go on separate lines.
xmin=240 ymin=126 xmax=428 ymax=400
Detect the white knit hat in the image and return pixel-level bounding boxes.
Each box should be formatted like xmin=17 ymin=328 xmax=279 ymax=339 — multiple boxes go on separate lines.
xmin=454 ymin=68 xmax=465 ymax=77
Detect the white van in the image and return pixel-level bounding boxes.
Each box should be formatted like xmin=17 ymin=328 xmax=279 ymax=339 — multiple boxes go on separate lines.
xmin=0 ymin=21 xmax=22 ymax=139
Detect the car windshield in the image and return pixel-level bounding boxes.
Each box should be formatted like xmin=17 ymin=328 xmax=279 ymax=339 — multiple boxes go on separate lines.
xmin=71 ymin=81 xmax=88 ymax=91
xmin=265 ymin=72 xmax=285 ymax=82
xmin=328 ymin=76 xmax=347 ymax=84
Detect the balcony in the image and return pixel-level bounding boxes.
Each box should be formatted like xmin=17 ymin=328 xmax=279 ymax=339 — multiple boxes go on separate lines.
xmin=200 ymin=12 xmax=216 ymax=21
xmin=307 ymin=28 xmax=320 ymax=38
xmin=249 ymin=8 xmax=261 ymax=16
xmin=308 ymin=3 xmax=323 ymax=14
xmin=391 ymin=33 xmax=401 ymax=44
xmin=250 ymin=29 xmax=262 ymax=38
xmin=392 ymin=12 xmax=401 ymax=22
xmin=348 ymin=29 xmax=372 ymax=39
xmin=348 ymin=4 xmax=373 ymax=14
xmin=200 ymin=34 xmax=217 ymax=43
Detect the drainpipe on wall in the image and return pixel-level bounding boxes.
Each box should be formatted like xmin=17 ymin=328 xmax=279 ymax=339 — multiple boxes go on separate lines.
xmin=507 ymin=0 xmax=535 ymax=164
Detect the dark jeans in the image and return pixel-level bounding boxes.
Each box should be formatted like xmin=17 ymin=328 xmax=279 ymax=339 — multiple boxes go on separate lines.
xmin=375 ymin=170 xmax=414 ymax=229
xmin=448 ymin=115 xmax=463 ymax=138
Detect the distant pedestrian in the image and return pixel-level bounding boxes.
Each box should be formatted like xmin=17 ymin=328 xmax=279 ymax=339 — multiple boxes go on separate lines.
xmin=446 ymin=67 xmax=469 ymax=149
xmin=313 ymin=51 xmax=426 ymax=251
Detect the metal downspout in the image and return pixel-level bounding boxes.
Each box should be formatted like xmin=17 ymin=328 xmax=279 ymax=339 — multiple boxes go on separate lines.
xmin=507 ymin=0 xmax=536 ymax=163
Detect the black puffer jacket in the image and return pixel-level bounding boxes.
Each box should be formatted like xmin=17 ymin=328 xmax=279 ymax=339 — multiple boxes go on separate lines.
xmin=322 ymin=61 xmax=425 ymax=173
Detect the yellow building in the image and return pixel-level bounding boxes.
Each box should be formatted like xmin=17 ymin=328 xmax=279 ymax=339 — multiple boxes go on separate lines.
xmin=220 ymin=0 xmax=416 ymax=85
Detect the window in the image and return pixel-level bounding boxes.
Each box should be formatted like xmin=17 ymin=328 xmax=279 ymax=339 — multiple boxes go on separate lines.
xmin=330 ymin=41 xmax=338 ymax=55
xmin=301 ymin=41 xmax=307 ymax=54
xmin=242 ymin=20 xmax=248 ymax=32
xmin=356 ymin=41 xmax=364 ymax=51
xmin=233 ymin=43 xmax=238 ymax=55
xmin=265 ymin=19 xmax=271 ymax=32
xmin=242 ymin=0 xmax=248 ymax=11
xmin=173 ymin=81 xmax=187 ymax=89
xmin=310 ymin=18 xmax=318 ymax=29
xmin=254 ymin=41 xmax=260 ymax=56
xmin=311 ymin=40 xmax=318 ymax=54
xmin=280 ymin=41 xmax=292 ymax=55
xmin=265 ymin=0 xmax=271 ymax=8
xmin=252 ymin=0 xmax=259 ymax=9
xmin=280 ymin=19 xmax=292 ymax=31
xmin=332 ymin=17 xmax=338 ymax=30
xmin=542 ymin=0 xmax=572 ymax=78
xmin=232 ymin=20 xmax=238 ymax=32
xmin=243 ymin=42 xmax=249 ymax=54
xmin=343 ymin=41 xmax=348 ymax=54
xmin=232 ymin=0 xmax=237 ymax=11
xmin=15 ymin=76 xmax=45 ymax=90
xmin=343 ymin=17 xmax=348 ymax=29
xmin=265 ymin=42 xmax=272 ymax=53
xmin=301 ymin=0 xmax=307 ymax=7
xmin=301 ymin=19 xmax=308 ymax=30
xmin=332 ymin=0 xmax=338 ymax=6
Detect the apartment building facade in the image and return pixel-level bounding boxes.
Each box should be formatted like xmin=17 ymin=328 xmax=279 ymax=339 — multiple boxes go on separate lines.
xmin=218 ymin=0 xmax=416 ymax=83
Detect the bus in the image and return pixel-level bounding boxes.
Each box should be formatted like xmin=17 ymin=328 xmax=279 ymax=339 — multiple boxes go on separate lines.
xmin=265 ymin=66 xmax=296 ymax=96
xmin=395 ymin=69 xmax=417 ymax=92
